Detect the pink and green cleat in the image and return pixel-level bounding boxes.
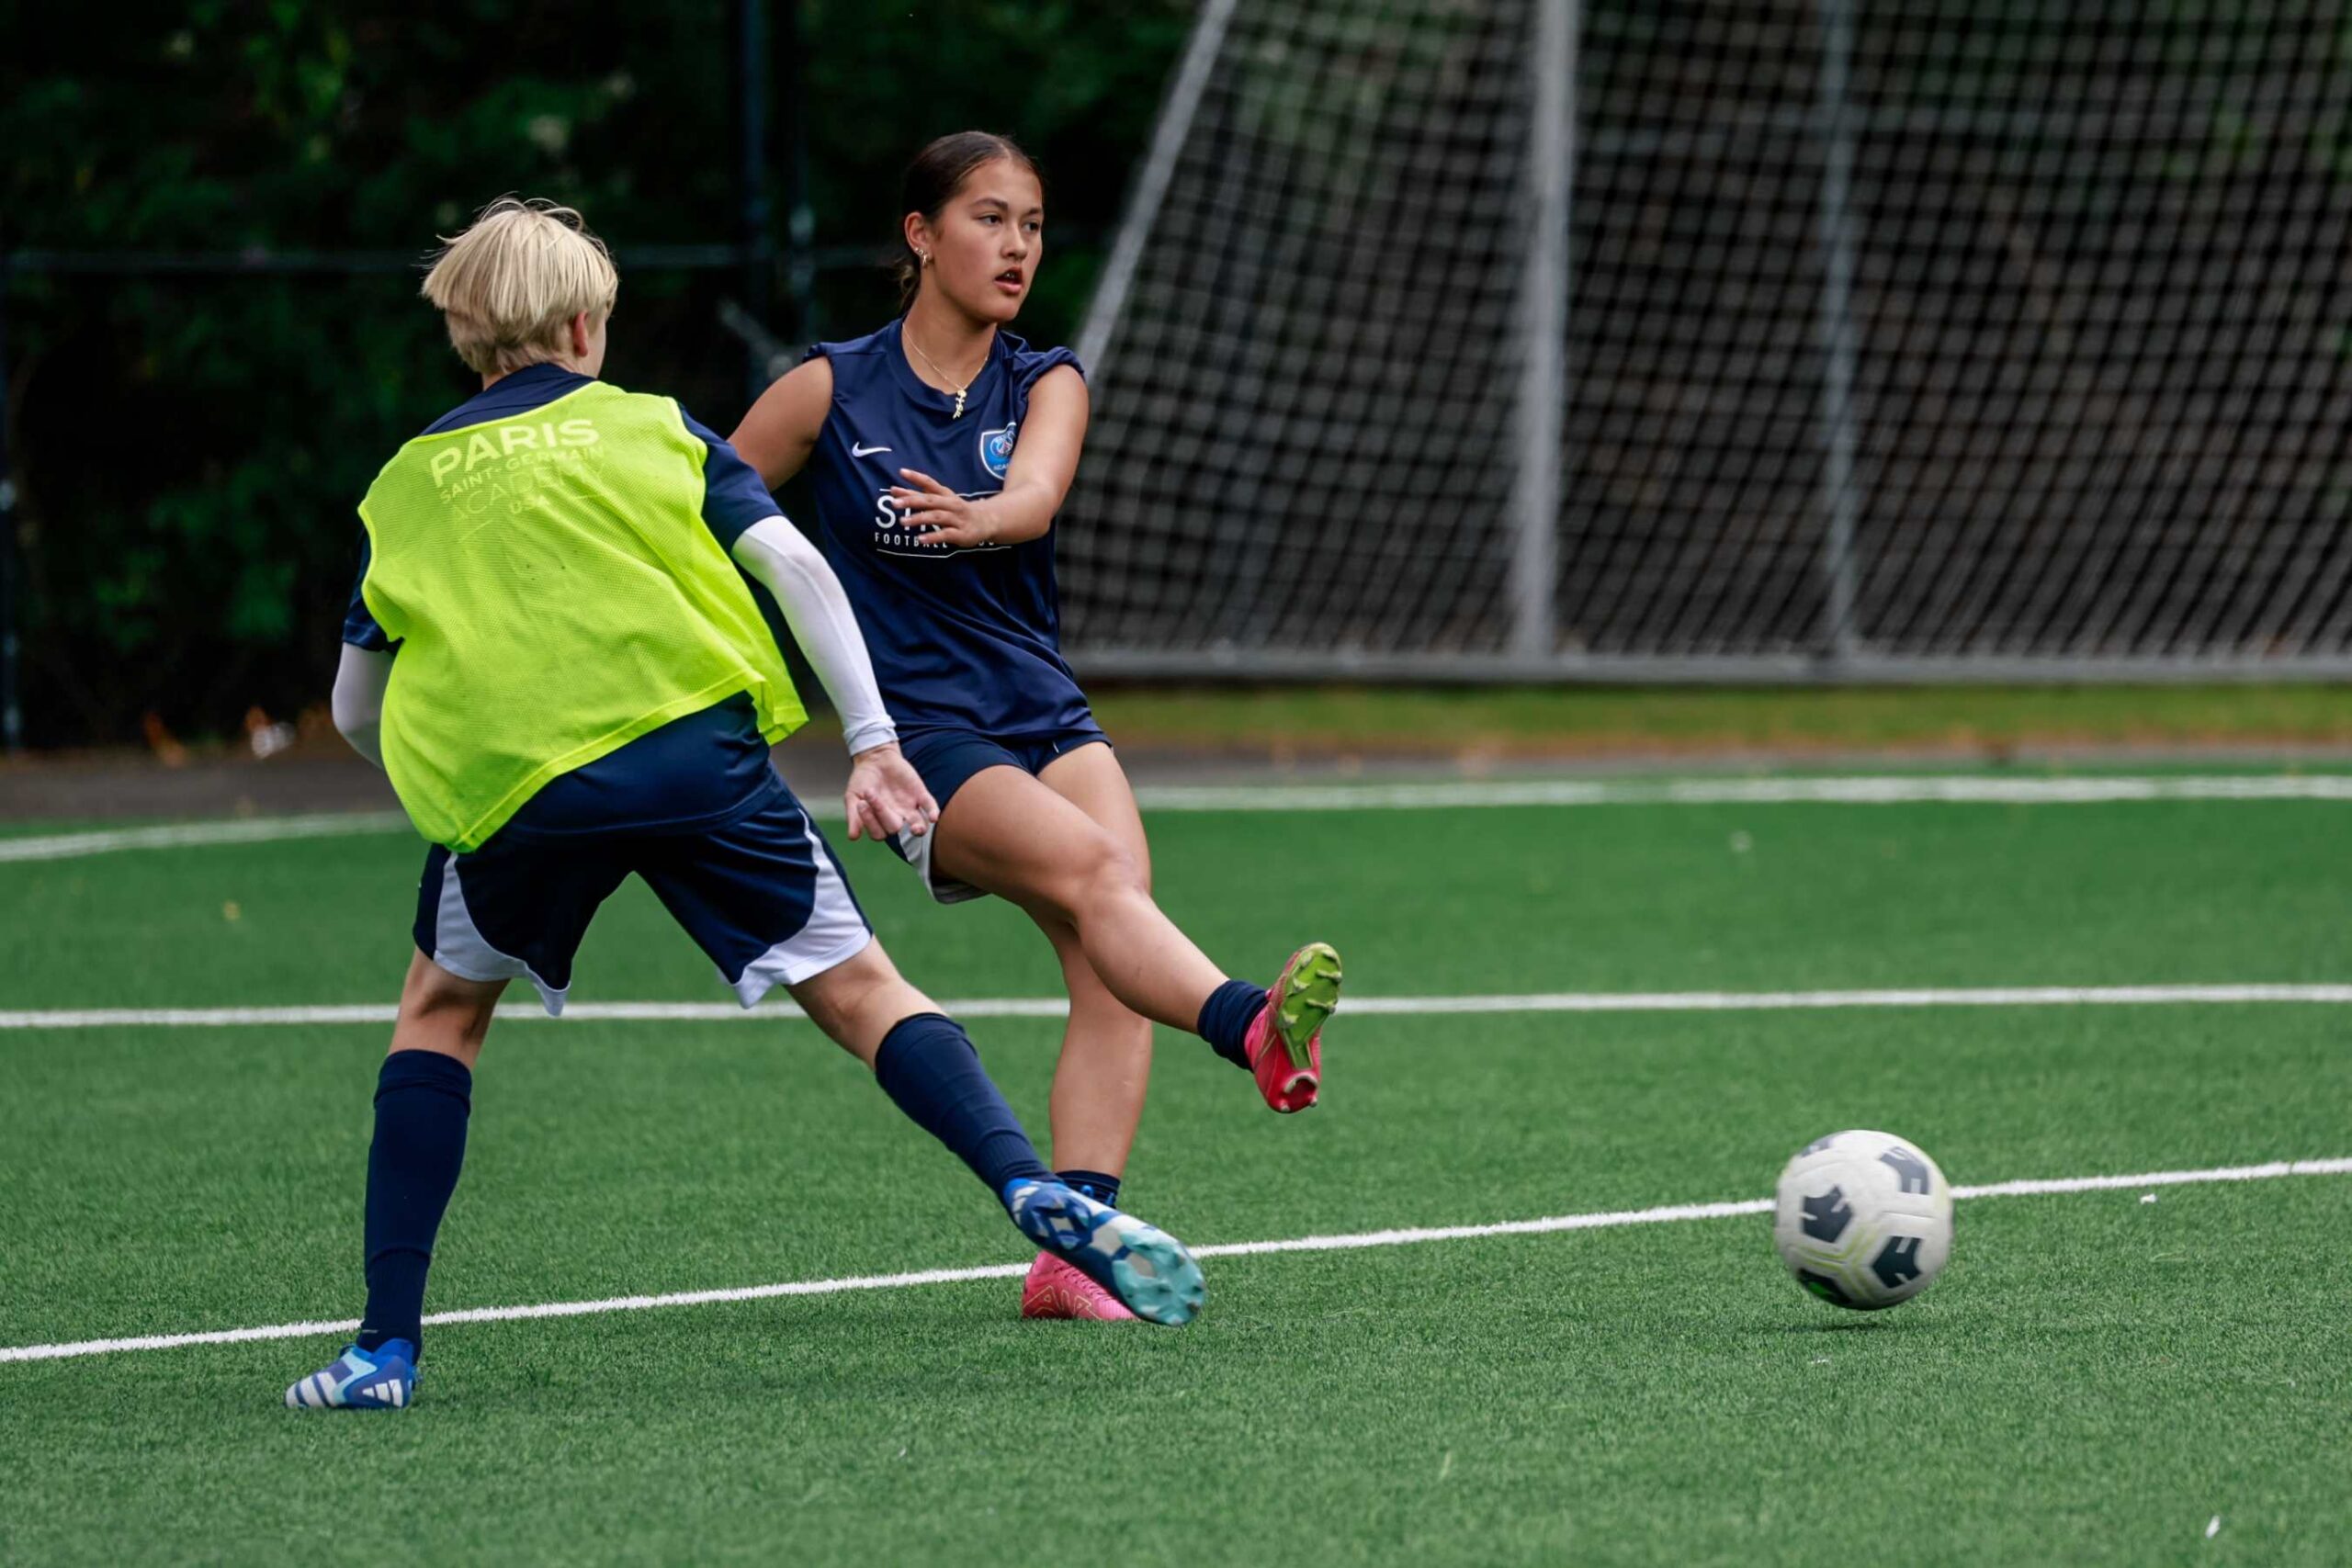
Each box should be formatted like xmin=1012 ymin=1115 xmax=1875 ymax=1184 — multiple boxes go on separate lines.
xmin=1243 ymin=942 xmax=1343 ymax=1112
xmin=1021 ymin=1251 xmax=1138 ymax=1321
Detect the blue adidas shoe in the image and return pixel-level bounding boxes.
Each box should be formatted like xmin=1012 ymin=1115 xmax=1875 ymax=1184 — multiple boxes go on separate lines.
xmin=1003 ymin=1179 xmax=1204 ymax=1326
xmin=284 ymin=1340 xmax=417 ymax=1409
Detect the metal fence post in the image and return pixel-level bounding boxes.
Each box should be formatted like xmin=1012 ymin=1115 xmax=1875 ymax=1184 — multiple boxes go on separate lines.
xmin=778 ymin=0 xmax=815 ymax=344
xmin=1817 ymin=0 xmax=1861 ymax=665
xmin=737 ymin=0 xmax=775 ymax=406
xmin=0 ymin=256 xmax=21 ymax=754
xmin=1510 ymin=0 xmax=1576 ymax=662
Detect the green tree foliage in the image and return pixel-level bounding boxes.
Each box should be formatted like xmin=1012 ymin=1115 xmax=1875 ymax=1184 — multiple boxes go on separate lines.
xmin=1 ymin=0 xmax=1187 ymax=744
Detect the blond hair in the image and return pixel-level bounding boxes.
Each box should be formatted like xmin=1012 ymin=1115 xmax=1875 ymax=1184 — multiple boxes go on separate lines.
xmin=421 ymin=197 xmax=619 ymax=376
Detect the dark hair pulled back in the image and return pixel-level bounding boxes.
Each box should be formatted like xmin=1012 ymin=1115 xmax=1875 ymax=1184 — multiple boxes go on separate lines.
xmin=895 ymin=130 xmax=1040 ymax=310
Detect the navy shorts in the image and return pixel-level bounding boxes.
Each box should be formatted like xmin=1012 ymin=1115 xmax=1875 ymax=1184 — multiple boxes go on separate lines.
xmin=413 ymin=781 xmax=871 ymax=1015
xmin=888 ymin=724 xmax=1111 ymax=904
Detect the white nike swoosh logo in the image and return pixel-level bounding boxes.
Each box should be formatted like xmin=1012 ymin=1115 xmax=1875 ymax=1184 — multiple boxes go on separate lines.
xmin=852 ymin=442 xmax=892 ymax=457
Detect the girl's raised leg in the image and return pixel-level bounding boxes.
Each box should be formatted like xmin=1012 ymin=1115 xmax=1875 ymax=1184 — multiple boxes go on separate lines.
xmin=931 ymin=763 xmax=1225 ymax=1029
xmin=933 ymin=757 xmax=1341 ymax=1114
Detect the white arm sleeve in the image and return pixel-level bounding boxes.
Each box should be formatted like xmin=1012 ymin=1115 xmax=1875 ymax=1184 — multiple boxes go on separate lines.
xmin=332 ymin=643 xmax=393 ymax=769
xmin=729 ymin=514 xmax=899 ymax=755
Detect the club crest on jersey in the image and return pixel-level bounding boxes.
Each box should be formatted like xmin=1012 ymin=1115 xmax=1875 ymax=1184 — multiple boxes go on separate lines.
xmin=978 ymin=422 xmax=1017 ymax=480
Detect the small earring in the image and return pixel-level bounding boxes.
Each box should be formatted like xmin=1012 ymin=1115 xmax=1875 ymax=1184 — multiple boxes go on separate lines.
xmin=917 ymin=251 xmax=930 ymax=266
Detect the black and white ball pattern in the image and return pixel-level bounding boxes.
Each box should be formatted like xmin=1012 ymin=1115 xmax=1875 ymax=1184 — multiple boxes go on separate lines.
xmin=1773 ymin=1130 xmax=1952 ymax=1310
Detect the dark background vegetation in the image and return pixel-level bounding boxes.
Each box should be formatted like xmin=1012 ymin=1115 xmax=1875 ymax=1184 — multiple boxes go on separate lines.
xmin=2 ymin=1 xmax=1188 ymax=747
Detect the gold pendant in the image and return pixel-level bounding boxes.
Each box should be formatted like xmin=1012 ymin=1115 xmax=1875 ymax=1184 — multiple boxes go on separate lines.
xmin=952 ymin=389 xmax=966 ymax=419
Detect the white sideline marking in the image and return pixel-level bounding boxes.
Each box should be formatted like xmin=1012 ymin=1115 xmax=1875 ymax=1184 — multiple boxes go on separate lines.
xmin=5 ymin=773 xmax=2350 ymax=863
xmin=8 ymin=984 xmax=2352 ymax=1032
xmin=1141 ymin=774 xmax=2352 ymax=812
xmin=0 ymin=811 xmax=412 ymax=863
xmin=4 ymin=1156 xmax=2346 ymax=1366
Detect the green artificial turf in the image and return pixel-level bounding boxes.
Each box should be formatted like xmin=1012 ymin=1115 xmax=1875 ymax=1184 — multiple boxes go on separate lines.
xmin=5 ymin=789 xmax=2351 ymax=1565
xmin=8 ymin=788 xmax=2352 ymax=1010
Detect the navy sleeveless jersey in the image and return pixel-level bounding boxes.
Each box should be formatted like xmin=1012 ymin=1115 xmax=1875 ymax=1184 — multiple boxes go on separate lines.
xmin=802 ymin=319 xmax=1089 ymax=739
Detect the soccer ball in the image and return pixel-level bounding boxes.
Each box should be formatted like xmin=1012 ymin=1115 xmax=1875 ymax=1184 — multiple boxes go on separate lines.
xmin=1773 ymin=1130 xmax=1952 ymax=1311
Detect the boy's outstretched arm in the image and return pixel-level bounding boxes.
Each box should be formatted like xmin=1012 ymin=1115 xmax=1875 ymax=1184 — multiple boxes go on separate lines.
xmin=729 ymin=515 xmax=937 ymax=843
xmin=333 ymin=644 xmax=393 ymax=768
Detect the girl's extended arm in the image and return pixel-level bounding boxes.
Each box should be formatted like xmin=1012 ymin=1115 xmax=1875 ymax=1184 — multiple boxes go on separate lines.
xmin=888 ymin=365 xmax=1088 ymax=549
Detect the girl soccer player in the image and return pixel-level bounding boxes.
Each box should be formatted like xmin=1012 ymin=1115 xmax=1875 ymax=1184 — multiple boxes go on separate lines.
xmin=729 ymin=133 xmax=1342 ymax=1323
xmin=285 ymin=198 xmax=1204 ymax=1410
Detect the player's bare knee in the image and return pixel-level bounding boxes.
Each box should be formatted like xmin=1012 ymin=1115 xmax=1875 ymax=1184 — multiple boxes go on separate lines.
xmin=790 ymin=941 xmax=933 ymax=1063
xmin=1056 ymin=831 xmax=1147 ymax=923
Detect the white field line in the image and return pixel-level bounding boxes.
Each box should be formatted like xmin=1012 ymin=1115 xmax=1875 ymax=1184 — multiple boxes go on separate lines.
xmin=0 ymin=810 xmax=413 ymax=863
xmin=1140 ymin=773 xmax=2352 ymax=812
xmin=6 ymin=773 xmax=2352 ymax=863
xmin=6 ymin=1156 xmax=2347 ymax=1366
xmin=9 ymin=984 xmax=2352 ymax=1032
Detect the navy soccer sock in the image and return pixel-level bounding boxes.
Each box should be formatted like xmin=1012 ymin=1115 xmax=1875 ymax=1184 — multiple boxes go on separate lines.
xmin=356 ymin=1049 xmax=473 ymax=1355
xmin=1196 ymin=977 xmax=1267 ymax=1070
xmin=874 ymin=1014 xmax=1054 ymax=1199
xmin=1057 ymin=1168 xmax=1123 ymax=1209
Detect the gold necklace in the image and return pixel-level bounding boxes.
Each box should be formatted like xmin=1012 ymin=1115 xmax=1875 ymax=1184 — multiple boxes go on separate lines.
xmin=904 ymin=328 xmax=989 ymax=419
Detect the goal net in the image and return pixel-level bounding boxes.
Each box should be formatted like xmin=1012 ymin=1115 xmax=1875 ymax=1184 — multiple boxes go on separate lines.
xmin=1060 ymin=0 xmax=2352 ymax=678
